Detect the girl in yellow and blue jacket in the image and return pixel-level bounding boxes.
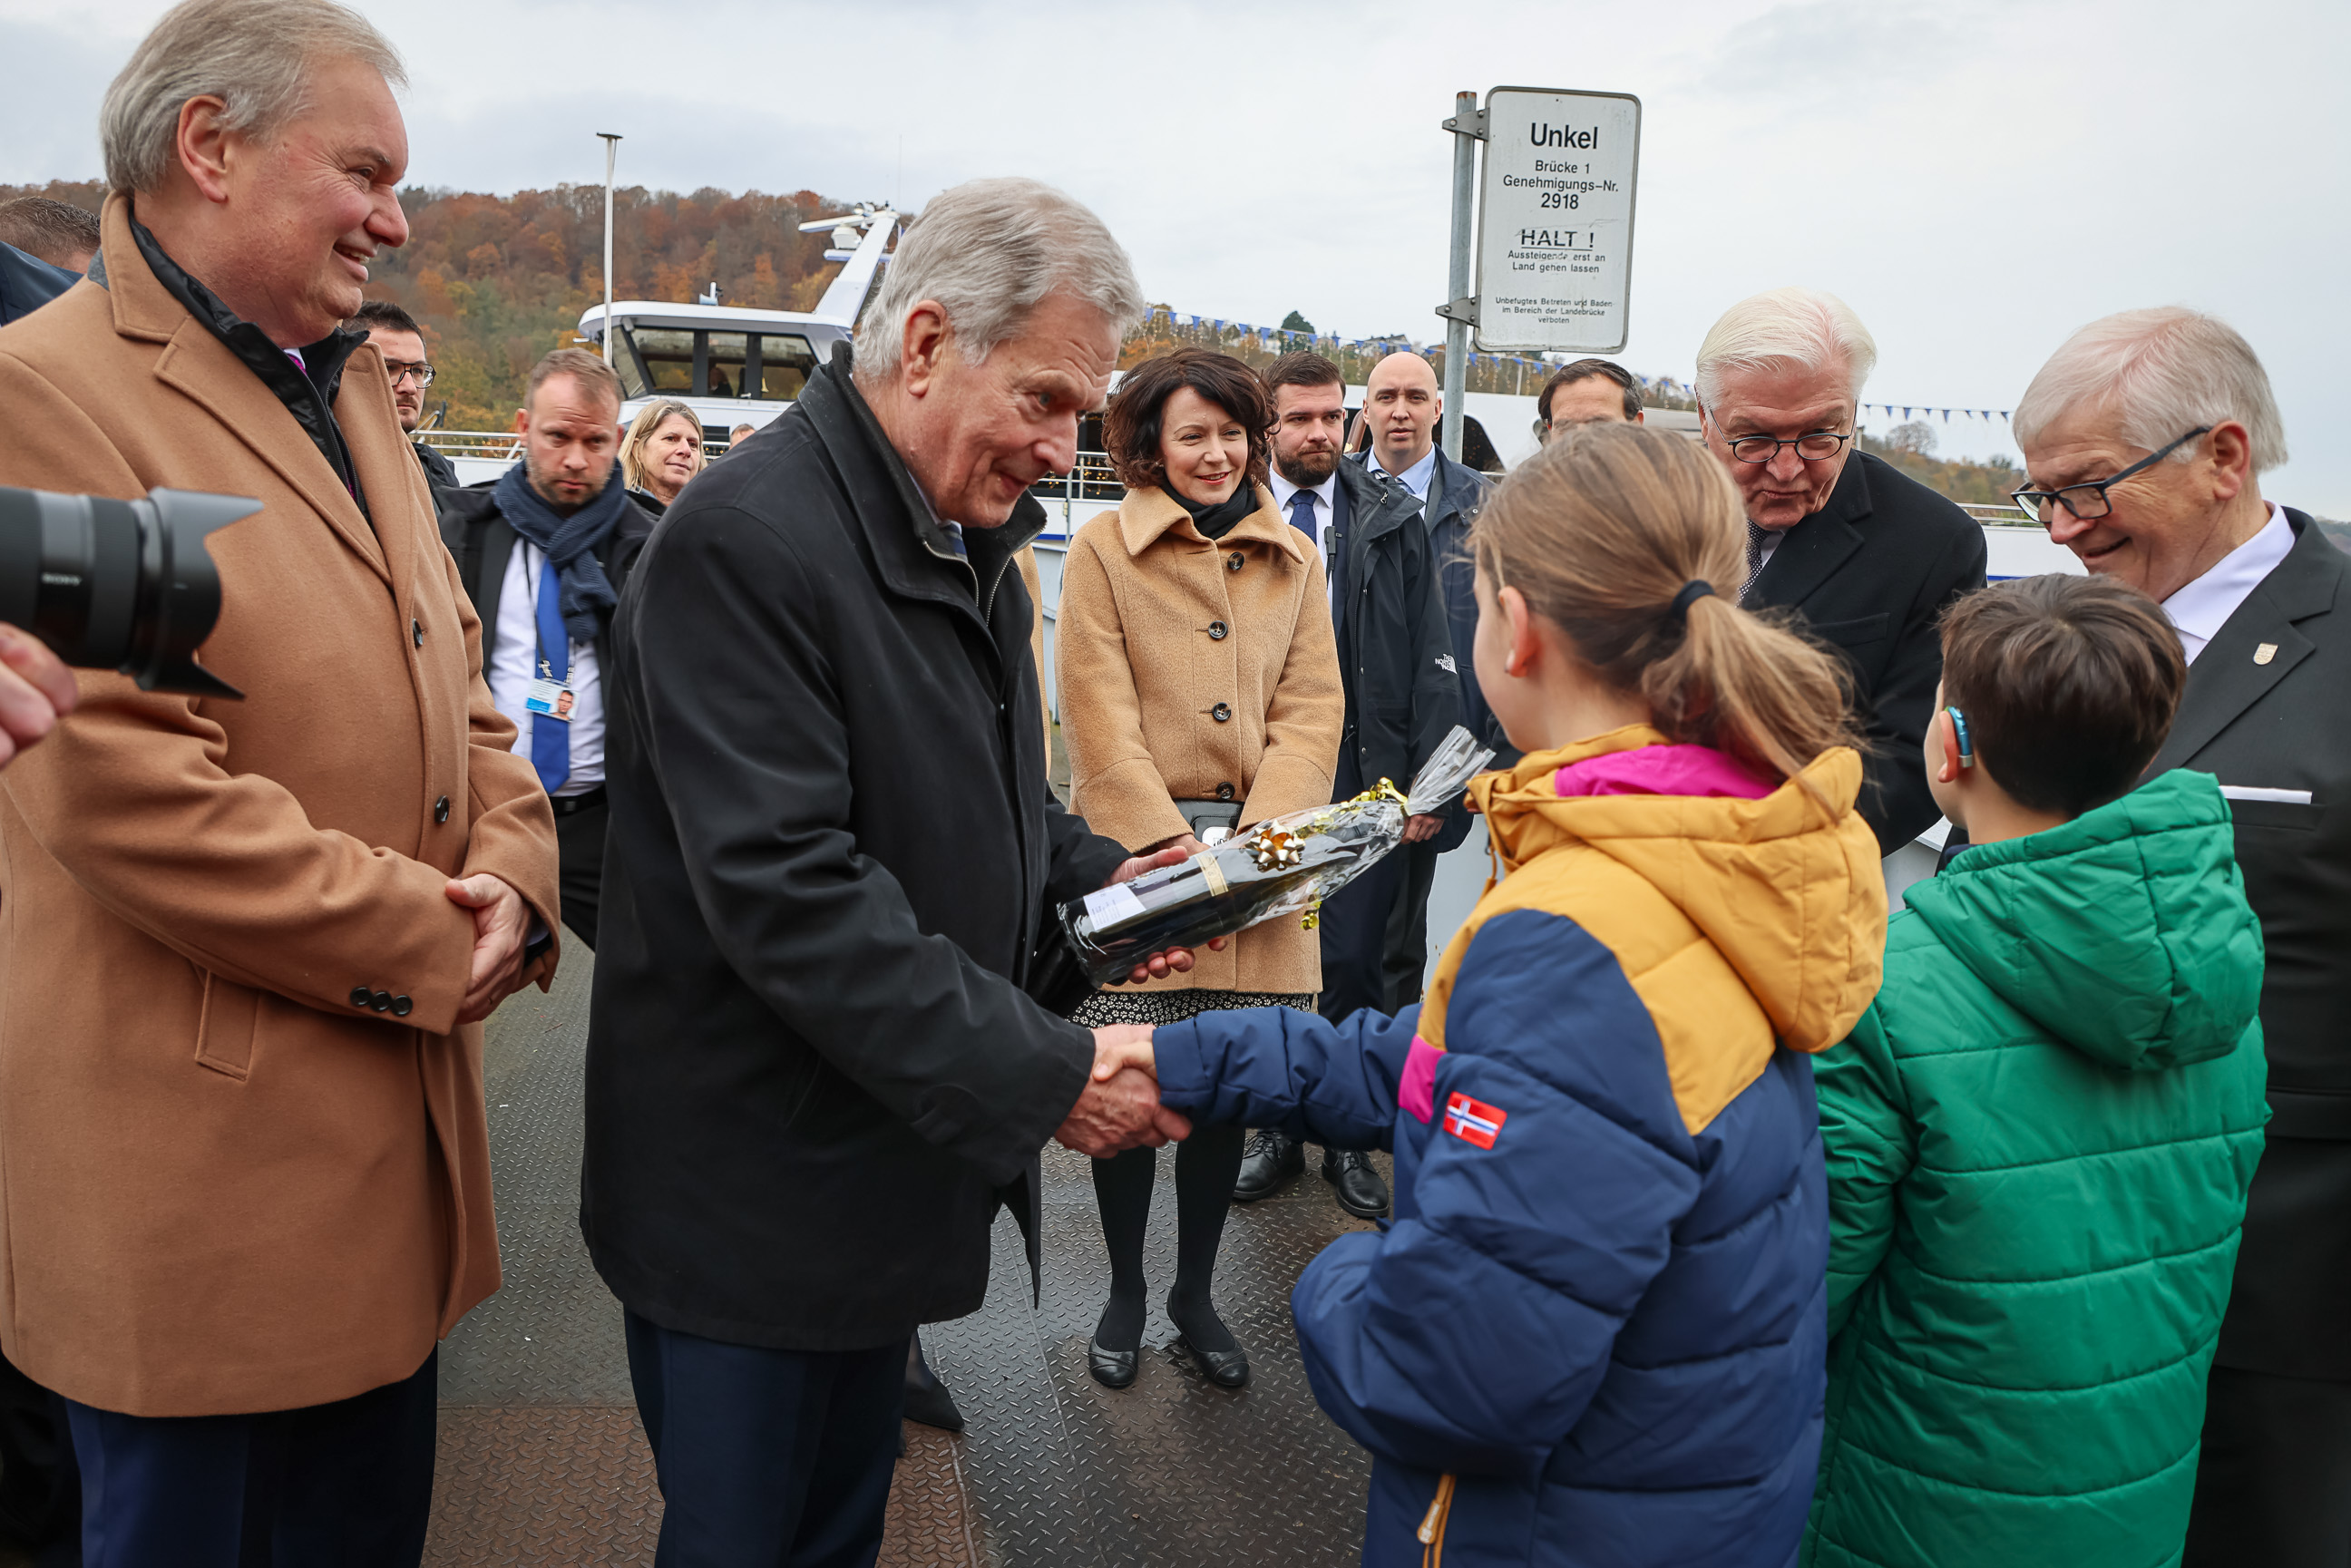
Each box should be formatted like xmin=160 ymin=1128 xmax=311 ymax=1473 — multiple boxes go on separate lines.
xmin=1097 ymin=424 xmax=1888 ymax=1565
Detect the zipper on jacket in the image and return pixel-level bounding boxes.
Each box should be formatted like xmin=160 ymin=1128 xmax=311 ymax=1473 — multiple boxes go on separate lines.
xmin=1418 ymin=1473 xmax=1456 ymax=1568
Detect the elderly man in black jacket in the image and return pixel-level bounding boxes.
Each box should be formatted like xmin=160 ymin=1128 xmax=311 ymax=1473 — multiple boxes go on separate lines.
xmin=1698 ymin=287 xmax=1986 ymax=852
xmin=1999 ymin=308 xmax=2351 ymax=1568
xmin=582 ymin=178 xmax=1198 ymax=1565
xmin=1236 ymin=350 xmax=1459 ymax=1217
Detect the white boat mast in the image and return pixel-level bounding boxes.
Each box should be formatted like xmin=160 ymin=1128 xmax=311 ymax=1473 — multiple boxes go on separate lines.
xmin=797 ymin=205 xmax=899 ymax=324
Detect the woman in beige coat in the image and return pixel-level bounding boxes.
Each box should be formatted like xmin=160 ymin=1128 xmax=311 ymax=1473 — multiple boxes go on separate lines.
xmin=1058 ymin=350 xmax=1343 ymax=1390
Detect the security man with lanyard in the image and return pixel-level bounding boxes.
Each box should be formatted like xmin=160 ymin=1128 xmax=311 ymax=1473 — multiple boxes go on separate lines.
xmin=438 ymin=347 xmax=656 ymax=948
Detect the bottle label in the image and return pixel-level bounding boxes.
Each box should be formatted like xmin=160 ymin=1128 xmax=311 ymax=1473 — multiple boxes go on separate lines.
xmin=1082 ymin=883 xmax=1146 ymax=930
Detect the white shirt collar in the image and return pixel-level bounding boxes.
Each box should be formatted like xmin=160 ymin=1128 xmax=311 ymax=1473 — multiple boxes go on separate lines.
xmin=2161 ymin=502 xmax=2294 ymax=664
xmin=1379 ymin=444 xmax=1439 ymax=500
xmin=1268 ymin=468 xmax=1337 ymax=511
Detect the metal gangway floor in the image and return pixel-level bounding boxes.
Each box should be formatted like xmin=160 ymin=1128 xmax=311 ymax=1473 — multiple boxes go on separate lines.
xmin=423 ymin=944 xmax=1384 ymax=1565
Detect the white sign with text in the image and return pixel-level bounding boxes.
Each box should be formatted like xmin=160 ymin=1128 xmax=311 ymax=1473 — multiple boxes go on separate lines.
xmin=1474 ymin=87 xmax=1642 ymax=354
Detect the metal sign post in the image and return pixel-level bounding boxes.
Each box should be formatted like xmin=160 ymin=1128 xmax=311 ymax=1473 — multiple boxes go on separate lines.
xmin=1434 ymin=87 xmax=1642 ymax=455
xmin=1438 ymin=91 xmax=1478 ymax=462
xmin=597 ymin=132 xmax=623 ymax=366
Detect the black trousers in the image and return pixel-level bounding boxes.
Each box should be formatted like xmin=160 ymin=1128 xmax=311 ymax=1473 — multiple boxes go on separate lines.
xmin=1381 ymin=839 xmax=1441 ymax=1012
xmin=1315 ymin=842 xmax=1408 ymax=1026
xmin=553 ymin=788 xmax=608 ymax=950
xmin=625 ymin=1311 xmax=904 ymax=1568
xmin=64 ymin=1350 xmax=436 ymax=1568
xmin=0 ymin=1351 xmax=76 ymax=1563
xmin=2184 ymin=1364 xmax=2351 ymax=1566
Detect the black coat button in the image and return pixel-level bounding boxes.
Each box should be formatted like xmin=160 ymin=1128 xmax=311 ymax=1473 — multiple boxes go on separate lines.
xmin=1226 ymin=551 xmax=1244 ymax=572
xmin=391 ymin=996 xmax=412 ymax=1017
xmin=1208 ymin=620 xmax=1228 ymax=639
xmin=412 ymin=618 xmax=424 ymax=648
xmin=350 ymin=986 xmax=372 ymax=1009
xmin=371 ymin=990 xmax=393 ymax=1012
xmin=1215 ymin=782 xmax=1234 ymax=801
xmin=1211 ymin=703 xmax=1233 ymax=723
xmin=434 ymin=796 xmax=451 ymax=823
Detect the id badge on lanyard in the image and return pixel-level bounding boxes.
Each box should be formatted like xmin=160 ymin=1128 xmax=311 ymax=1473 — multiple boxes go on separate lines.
xmin=524 ymin=665 xmax=574 ymax=723
xmin=523 ymin=548 xmax=575 ymax=722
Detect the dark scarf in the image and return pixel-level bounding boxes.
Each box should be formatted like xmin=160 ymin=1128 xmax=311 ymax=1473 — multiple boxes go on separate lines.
xmin=493 ymin=463 xmax=628 ymax=642
xmin=1171 ymin=482 xmax=1258 ymax=541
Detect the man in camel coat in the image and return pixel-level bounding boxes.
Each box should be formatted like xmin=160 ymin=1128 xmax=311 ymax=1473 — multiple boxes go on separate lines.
xmin=0 ymin=2 xmax=559 ymax=1559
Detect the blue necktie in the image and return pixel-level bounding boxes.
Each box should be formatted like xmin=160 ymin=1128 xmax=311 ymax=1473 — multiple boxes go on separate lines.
xmin=531 ymin=551 xmax=571 ymax=794
xmin=1287 ymin=489 xmax=1317 ymax=544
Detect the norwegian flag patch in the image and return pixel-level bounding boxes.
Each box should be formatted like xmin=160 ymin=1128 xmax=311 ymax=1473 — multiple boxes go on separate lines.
xmin=1442 ymin=1091 xmax=1507 ymax=1150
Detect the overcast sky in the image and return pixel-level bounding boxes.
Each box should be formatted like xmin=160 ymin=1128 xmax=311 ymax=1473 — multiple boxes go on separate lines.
xmin=8 ymin=0 xmax=2349 ymax=509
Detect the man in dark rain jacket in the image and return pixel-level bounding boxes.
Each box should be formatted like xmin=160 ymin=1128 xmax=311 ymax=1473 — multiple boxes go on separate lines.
xmin=1243 ymin=351 xmax=1461 ymax=1217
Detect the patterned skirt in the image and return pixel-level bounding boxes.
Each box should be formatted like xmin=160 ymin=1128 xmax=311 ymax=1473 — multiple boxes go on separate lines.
xmin=1071 ymin=989 xmax=1316 ymax=1027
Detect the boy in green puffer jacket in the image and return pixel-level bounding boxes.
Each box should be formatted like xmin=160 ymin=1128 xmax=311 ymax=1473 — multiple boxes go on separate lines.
xmin=1805 ymin=574 xmax=2268 ymax=1568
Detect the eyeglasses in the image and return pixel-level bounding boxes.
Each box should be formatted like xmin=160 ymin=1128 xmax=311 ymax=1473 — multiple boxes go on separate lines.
xmin=2009 ymin=427 xmax=2210 ymax=522
xmin=384 ymin=360 xmax=435 ymax=388
xmin=1723 ymin=430 xmax=1852 ymax=464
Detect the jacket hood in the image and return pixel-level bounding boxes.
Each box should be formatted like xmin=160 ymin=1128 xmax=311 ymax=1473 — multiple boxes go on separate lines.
xmin=1470 ymin=726 xmax=1887 ymax=1053
xmin=1902 ymin=769 xmax=2263 ymax=1072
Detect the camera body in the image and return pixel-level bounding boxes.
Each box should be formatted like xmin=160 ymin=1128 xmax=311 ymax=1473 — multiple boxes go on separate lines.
xmin=0 ymin=486 xmax=254 ymax=697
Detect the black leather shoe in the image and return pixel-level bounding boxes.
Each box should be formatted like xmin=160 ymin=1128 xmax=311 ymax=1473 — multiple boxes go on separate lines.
xmin=1176 ymin=1335 xmax=1250 ymax=1389
xmin=903 ymin=1336 xmax=965 ymax=1432
xmin=1323 ymin=1147 xmax=1390 ymax=1219
xmin=1233 ymin=1128 xmax=1305 ymax=1202
xmin=1088 ymin=1339 xmax=1138 ymax=1389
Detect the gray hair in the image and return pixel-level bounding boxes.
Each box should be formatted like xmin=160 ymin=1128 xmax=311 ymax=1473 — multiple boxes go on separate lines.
xmin=854 ymin=178 xmax=1146 ymax=387
xmin=2013 ymin=307 xmax=2288 ymax=473
xmin=100 ymin=0 xmax=406 ymax=195
xmin=1693 ymin=286 xmax=1878 ymax=410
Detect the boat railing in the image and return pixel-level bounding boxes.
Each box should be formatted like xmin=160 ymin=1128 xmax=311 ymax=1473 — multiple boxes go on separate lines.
xmin=419 ymin=430 xmax=524 ymax=462
xmin=1033 ymin=452 xmax=1123 ymax=503
xmin=1959 ymin=501 xmax=2042 ymax=529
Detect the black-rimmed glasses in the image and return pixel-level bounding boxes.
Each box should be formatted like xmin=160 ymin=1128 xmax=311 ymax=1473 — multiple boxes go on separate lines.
xmin=1723 ymin=430 xmax=1852 ymax=464
xmin=384 ymin=360 xmax=435 ymax=388
xmin=2010 ymin=426 xmax=2209 ymax=522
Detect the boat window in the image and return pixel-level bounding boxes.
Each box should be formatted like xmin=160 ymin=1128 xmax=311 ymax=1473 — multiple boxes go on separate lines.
xmin=610 ymin=333 xmax=649 ymax=399
xmin=631 ymin=328 xmax=694 ymax=394
xmin=753 ymin=335 xmax=816 ymax=401
xmin=705 ymin=332 xmax=748 ymax=399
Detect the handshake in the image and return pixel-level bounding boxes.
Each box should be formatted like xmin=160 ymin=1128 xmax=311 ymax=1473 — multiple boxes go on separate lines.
xmin=1052 ymin=1024 xmax=1178 ymax=1158
xmin=1047 ymin=842 xmax=1224 ymax=1159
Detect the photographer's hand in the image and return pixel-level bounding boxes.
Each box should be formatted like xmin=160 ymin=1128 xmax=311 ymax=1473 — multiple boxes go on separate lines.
xmin=0 ymin=626 xmax=76 ymax=769
xmin=1103 ymin=847 xmax=1227 ymax=985
xmin=445 ymin=873 xmax=532 ymax=1025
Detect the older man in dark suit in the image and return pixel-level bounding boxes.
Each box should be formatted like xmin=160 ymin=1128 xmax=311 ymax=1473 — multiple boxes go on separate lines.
xmin=2007 ymin=307 xmax=2351 ymax=1568
xmin=1696 ymin=287 xmax=1986 ymax=852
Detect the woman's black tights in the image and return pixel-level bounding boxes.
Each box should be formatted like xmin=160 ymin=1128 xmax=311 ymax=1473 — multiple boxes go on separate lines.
xmin=1090 ymin=1123 xmax=1245 ymax=1354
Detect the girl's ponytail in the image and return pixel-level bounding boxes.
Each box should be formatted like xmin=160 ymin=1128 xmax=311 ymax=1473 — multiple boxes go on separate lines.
xmin=1469 ymin=424 xmax=1862 ymax=796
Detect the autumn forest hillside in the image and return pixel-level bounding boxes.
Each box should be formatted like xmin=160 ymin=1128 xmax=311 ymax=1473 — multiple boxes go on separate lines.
xmin=3 ymin=179 xmax=858 ymax=430
xmin=6 ymin=179 xmax=2037 ymax=511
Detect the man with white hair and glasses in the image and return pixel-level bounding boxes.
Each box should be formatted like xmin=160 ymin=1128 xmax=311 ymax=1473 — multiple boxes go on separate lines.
xmin=2010 ymin=308 xmax=2351 ymax=1568
xmin=0 ymin=0 xmax=561 ymax=1561
xmin=1695 ymin=287 xmax=1986 ymax=852
xmin=582 ymin=178 xmax=1207 ymax=1561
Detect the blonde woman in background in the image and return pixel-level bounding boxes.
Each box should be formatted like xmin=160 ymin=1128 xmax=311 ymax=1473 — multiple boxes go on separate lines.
xmin=1057 ymin=348 xmax=1343 ymax=1391
xmin=619 ymin=397 xmax=704 ymax=516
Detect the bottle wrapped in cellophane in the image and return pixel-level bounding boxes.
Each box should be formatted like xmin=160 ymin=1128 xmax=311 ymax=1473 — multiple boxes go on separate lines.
xmin=1058 ymin=727 xmax=1496 ymax=989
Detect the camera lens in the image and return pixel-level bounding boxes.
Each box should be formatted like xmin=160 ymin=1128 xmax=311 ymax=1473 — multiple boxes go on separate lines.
xmin=0 ymin=486 xmax=258 ymax=697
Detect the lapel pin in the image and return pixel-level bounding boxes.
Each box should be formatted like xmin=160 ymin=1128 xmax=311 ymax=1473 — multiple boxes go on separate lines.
xmin=2255 ymin=642 xmax=2278 ymax=666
